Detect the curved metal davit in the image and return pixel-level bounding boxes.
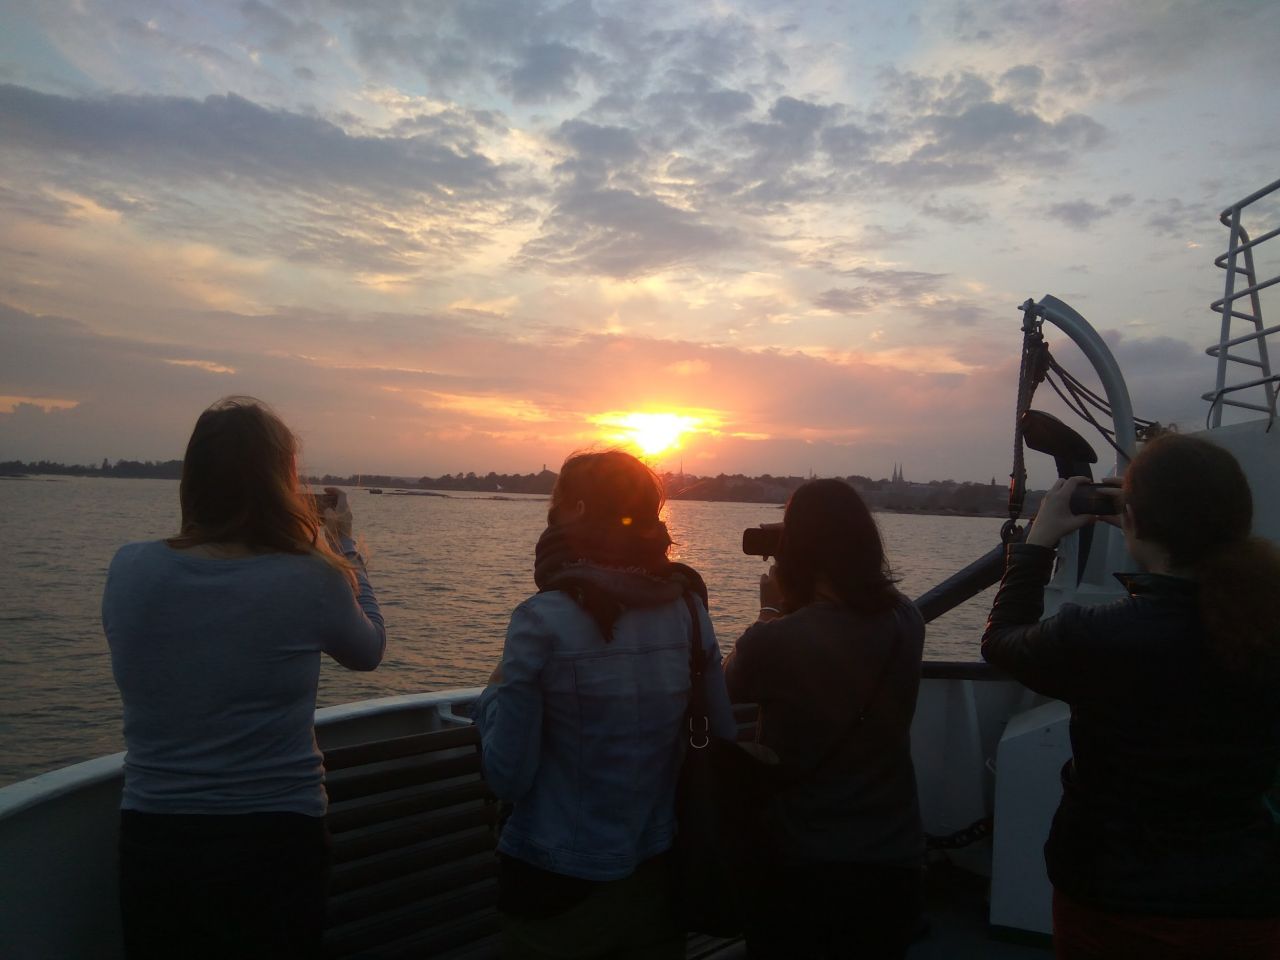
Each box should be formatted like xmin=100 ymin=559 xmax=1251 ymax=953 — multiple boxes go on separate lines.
xmin=1032 ymin=294 xmax=1138 ymax=466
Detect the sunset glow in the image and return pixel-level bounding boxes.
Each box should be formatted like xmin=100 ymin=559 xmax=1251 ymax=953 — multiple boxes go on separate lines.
xmin=1 ymin=3 xmax=1274 ymax=484
xmin=593 ymin=412 xmax=708 ymax=459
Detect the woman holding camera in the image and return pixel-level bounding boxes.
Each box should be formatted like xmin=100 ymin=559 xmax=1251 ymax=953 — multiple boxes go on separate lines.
xmin=723 ymin=478 xmax=926 ymax=959
xmin=982 ymin=433 xmax=1280 ymax=958
xmin=476 ymin=449 xmax=736 ymax=959
xmin=103 ymin=397 xmax=386 ymax=959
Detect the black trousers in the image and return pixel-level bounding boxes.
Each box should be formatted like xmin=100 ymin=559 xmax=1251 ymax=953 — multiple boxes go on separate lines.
xmin=118 ymin=810 xmax=330 ymax=960
xmin=497 ymin=854 xmax=684 ymax=959
xmin=745 ymin=860 xmax=922 ymax=960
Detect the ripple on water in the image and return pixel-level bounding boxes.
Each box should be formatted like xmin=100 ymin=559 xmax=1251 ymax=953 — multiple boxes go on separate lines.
xmin=1 ymin=480 xmax=1002 ymax=785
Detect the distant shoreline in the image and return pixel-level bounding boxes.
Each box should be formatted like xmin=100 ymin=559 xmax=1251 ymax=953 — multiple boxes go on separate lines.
xmin=2 ymin=470 xmax=1030 ymax=519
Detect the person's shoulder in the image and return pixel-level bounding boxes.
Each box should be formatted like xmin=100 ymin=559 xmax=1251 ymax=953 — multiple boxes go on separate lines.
xmin=248 ymin=552 xmax=362 ymax=610
xmin=519 ymin=589 xmax=579 ymax=613
xmin=103 ymin=543 xmax=177 ymax=605
xmin=294 ymin=550 xmax=354 ymax=588
xmin=114 ymin=538 xmax=166 ymax=556
xmin=505 ymin=591 xmax=597 ymax=651
xmin=290 ymin=548 xmax=343 ymax=573
xmin=511 ymin=590 xmax=583 ymax=629
xmin=1053 ymin=593 xmax=1160 ymax=642
xmin=886 ymin=591 xmax=925 ymax=636
xmin=842 ymin=591 xmax=922 ymax=627
xmin=108 ymin=539 xmax=169 ymax=570
xmin=736 ymin=612 xmax=794 ymax=653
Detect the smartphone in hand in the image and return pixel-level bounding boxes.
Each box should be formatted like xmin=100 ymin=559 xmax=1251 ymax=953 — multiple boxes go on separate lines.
xmin=1068 ymin=483 xmax=1122 ymax=516
xmin=309 ymin=491 xmax=339 ymax=514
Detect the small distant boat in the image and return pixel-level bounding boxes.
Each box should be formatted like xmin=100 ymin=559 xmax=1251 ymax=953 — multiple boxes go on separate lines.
xmin=368 ymin=488 xmax=383 ymax=494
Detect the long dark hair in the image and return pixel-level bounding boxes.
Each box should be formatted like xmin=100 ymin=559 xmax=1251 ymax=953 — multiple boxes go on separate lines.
xmin=1124 ymin=432 xmax=1280 ymax=678
xmin=167 ymin=397 xmax=355 ymax=589
xmin=776 ymin=478 xmax=899 ymax=615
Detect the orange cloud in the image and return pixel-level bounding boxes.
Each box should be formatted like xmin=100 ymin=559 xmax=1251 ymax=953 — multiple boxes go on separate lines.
xmin=164 ymin=359 xmax=237 ymax=375
xmin=0 ymin=395 xmax=80 ymax=413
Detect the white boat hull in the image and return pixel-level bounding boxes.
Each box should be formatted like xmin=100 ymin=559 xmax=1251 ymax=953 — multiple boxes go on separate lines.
xmin=0 ymin=673 xmax=1052 ymax=958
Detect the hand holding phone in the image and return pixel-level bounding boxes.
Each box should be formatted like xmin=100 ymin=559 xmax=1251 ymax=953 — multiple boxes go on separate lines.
xmin=1068 ymin=482 xmax=1123 ymax=516
xmin=310 ymin=491 xmax=339 ymax=514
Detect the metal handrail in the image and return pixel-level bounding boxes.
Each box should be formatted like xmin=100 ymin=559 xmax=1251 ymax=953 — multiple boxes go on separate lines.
xmin=1214 ymin=224 xmax=1280 ymax=264
xmin=1206 ymin=178 xmax=1280 ymax=426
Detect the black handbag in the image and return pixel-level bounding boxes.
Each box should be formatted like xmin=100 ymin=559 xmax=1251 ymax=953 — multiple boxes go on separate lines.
xmin=671 ymin=593 xmax=901 ymax=937
xmin=671 ymin=592 xmax=775 ymax=938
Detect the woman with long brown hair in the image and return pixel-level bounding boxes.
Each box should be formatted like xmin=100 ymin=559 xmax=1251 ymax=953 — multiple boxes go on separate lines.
xmin=982 ymin=432 xmax=1280 ymax=958
xmin=103 ymin=397 xmax=386 ymax=959
xmin=476 ymin=449 xmax=736 ymax=958
xmin=723 ymin=478 xmax=926 ymax=959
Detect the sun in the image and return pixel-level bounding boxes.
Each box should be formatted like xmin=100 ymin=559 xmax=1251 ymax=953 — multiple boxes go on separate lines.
xmin=592 ymin=411 xmax=706 ymax=459
xmin=623 ymin=413 xmax=694 ymax=456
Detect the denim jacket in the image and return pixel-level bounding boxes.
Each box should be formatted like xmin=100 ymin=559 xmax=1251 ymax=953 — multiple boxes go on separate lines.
xmin=475 ymin=587 xmax=736 ymax=881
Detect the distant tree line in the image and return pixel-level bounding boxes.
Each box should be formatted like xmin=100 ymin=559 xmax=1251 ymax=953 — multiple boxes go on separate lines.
xmin=665 ymin=472 xmax=1027 ymax=516
xmin=0 ymin=458 xmax=183 ymax=479
xmin=4 ymin=459 xmax=1030 ymax=515
xmin=308 ymin=469 xmax=560 ymax=495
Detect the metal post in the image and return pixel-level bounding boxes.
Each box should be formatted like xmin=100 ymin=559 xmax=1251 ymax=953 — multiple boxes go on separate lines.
xmin=1213 ymin=205 xmax=1243 ymax=428
xmin=1238 ymin=232 xmax=1277 ymax=416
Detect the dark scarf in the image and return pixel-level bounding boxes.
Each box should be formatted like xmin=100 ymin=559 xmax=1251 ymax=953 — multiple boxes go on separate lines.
xmin=533 ymin=519 xmax=707 ymax=641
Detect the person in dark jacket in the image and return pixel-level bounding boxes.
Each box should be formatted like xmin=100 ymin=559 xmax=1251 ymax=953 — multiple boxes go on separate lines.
xmin=723 ymin=479 xmax=925 ymax=959
xmin=982 ymin=433 xmax=1280 ymax=959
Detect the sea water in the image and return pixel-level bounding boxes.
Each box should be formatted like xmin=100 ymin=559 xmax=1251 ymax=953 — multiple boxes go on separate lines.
xmin=0 ymin=476 xmax=1004 ymax=786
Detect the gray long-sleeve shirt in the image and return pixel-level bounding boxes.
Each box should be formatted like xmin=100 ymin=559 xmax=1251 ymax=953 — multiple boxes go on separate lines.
xmin=103 ymin=539 xmax=385 ymax=816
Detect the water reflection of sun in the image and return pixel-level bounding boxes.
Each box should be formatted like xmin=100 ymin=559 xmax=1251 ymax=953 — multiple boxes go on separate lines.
xmin=592 ymin=411 xmax=708 ymax=459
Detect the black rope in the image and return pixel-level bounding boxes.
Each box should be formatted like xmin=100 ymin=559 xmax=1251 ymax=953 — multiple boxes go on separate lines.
xmin=1044 ymin=371 xmax=1120 ymax=441
xmin=1043 ymin=357 xmax=1150 ymax=464
xmin=1050 ymin=360 xmax=1157 ymax=429
xmin=1044 ymin=371 xmax=1100 ymax=426
xmin=1050 ymin=372 xmax=1111 ymax=419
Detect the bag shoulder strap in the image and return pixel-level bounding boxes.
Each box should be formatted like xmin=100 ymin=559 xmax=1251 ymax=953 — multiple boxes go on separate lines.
xmin=682 ymin=591 xmax=712 ymax=748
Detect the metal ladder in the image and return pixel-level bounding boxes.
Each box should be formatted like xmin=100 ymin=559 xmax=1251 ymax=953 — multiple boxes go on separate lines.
xmin=1206 ymin=178 xmax=1280 ymax=427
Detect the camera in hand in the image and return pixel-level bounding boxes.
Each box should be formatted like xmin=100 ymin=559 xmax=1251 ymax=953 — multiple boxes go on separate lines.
xmin=309 ymin=491 xmax=339 ymax=514
xmin=742 ymin=525 xmax=783 ymax=558
xmin=1068 ymin=483 xmax=1122 ymax=516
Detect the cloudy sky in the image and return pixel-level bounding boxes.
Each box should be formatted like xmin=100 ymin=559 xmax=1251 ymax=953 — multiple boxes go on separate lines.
xmin=2 ymin=0 xmax=1278 ymax=484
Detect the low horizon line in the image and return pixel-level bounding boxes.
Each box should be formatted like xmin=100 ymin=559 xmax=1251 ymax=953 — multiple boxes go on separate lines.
xmin=2 ymin=456 xmax=1011 ymax=488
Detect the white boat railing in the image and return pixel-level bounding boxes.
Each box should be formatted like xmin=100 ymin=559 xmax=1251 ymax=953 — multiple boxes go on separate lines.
xmin=1207 ymin=177 xmax=1280 ymax=427
xmin=0 ymin=672 xmax=1052 ymax=957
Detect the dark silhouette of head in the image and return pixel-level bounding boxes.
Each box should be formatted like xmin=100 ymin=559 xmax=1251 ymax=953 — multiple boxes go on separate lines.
xmin=550 ymin=450 xmax=669 ymax=547
xmin=169 ymin=397 xmax=323 ymax=559
xmin=777 ymin=478 xmax=898 ymax=615
xmin=1124 ymin=432 xmax=1252 ymax=569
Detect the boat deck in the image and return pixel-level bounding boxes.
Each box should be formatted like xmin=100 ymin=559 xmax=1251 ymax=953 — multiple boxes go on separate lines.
xmin=0 ymin=684 xmax=1060 ymax=959
xmin=910 ymin=861 xmax=1051 ymax=958
xmin=686 ymin=861 xmax=1052 ymax=958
